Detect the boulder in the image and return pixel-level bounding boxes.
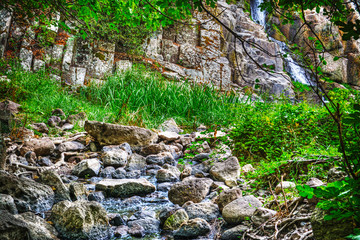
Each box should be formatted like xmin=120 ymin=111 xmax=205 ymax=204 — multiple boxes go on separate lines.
xmin=174 ymin=218 xmax=211 ymax=238
xmin=183 ymin=201 xmax=220 ymax=222
xmin=95 ymin=178 xmax=156 ymax=197
xmin=85 ymin=121 xmax=158 ymax=146
xmin=0 ymin=171 xmax=54 ymax=213
xmin=58 ymin=141 xmax=85 ymax=152
xmin=14 ymin=212 xmax=59 ymax=240
xmin=0 ymin=210 xmax=26 ymax=240
xmin=51 ymin=200 xmax=111 ymax=240
xmin=126 ymin=153 xmax=146 ymax=171
xmin=102 ymin=149 xmax=128 ymax=168
xmin=22 ymin=139 xmax=55 ymax=156
xmin=163 ymin=208 xmax=189 ymax=230
xmin=221 ymin=224 xmax=248 ymax=240
xmin=216 ymin=188 xmax=242 ymax=211
xmin=0 ymin=194 xmax=18 ymax=214
xmin=168 ymin=177 xmax=213 ymax=205
xmin=251 ymin=207 xmax=277 ymax=225
xmin=209 ymin=157 xmax=241 ymax=184
xmin=158 ymin=118 xmax=182 ymax=133
xmin=141 ymin=144 xmax=169 ymax=155
xmin=128 ymin=218 xmax=160 ymax=235
xmin=146 ymin=152 xmax=174 ymax=166
xmin=311 ymin=207 xmax=354 ymax=240
xmin=72 ymin=158 xmax=101 ymax=177
xmin=222 ymin=195 xmax=262 ymax=225
xmin=275 ymin=181 xmax=296 ymax=194
xmin=69 ymin=182 xmax=88 ymax=201
xmin=156 ymin=164 xmax=181 ymax=183
xmin=40 ymin=170 xmax=71 ymax=202
xmin=159 ymin=131 xmax=180 ymax=141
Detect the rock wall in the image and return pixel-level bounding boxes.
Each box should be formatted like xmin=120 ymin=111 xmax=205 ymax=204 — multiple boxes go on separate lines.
xmin=0 ymin=1 xmax=299 ymax=96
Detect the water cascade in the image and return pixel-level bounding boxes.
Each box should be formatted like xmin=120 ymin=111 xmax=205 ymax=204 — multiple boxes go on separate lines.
xmin=250 ymin=0 xmax=311 ymax=85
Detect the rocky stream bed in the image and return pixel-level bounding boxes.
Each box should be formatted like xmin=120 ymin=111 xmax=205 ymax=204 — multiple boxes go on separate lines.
xmin=0 ymin=107 xmax=349 ymax=240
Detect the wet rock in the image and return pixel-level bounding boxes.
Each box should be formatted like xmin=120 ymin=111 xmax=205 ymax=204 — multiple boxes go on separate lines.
xmin=0 ymin=171 xmax=54 ymax=213
xmin=158 ymin=182 xmax=173 ymax=191
xmin=14 ymin=212 xmax=59 ymax=240
xmin=99 ymin=166 xmax=116 ymax=178
xmin=58 ymin=141 xmax=85 ymax=152
xmin=69 ymin=182 xmax=88 ymax=201
xmin=275 ymin=181 xmax=296 ymax=194
xmin=168 ymin=176 xmax=213 ymax=205
xmin=163 ymin=208 xmax=189 ymax=230
xmin=221 ymin=224 xmax=248 ymax=240
xmin=85 ymin=121 xmax=158 ymax=147
xmin=22 ymin=139 xmax=55 ymax=156
xmin=128 ymin=224 xmax=145 ymax=237
xmin=209 ymin=157 xmax=241 ymax=184
xmin=108 ymin=213 xmax=125 ymax=226
xmin=72 ymin=158 xmax=101 ymax=177
xmin=51 ymin=200 xmax=111 ymax=240
xmin=31 ymin=123 xmax=49 ymax=133
xmin=159 ymin=131 xmax=180 ymax=141
xmin=146 ymin=152 xmax=174 ymax=165
xmin=128 ymin=218 xmax=160 ymax=235
xmin=183 ymin=201 xmax=220 ymax=222
xmin=102 ymin=149 xmax=128 ymax=168
xmin=251 ymin=207 xmax=277 ymax=225
xmin=95 ymin=178 xmax=156 ymax=197
xmin=174 ymin=218 xmax=211 ymax=238
xmin=311 ymin=207 xmax=354 ymax=240
xmin=216 ymin=188 xmax=242 ymax=211
xmin=88 ymin=191 xmax=105 ymax=202
xmin=0 ymin=210 xmax=28 ymax=240
xmin=48 ymin=116 xmax=61 ymax=127
xmin=141 ymin=144 xmax=169 ymax=155
xmin=40 ymin=170 xmax=71 ymax=202
xmin=156 ymin=164 xmax=181 ymax=183
xmin=0 ymin=194 xmax=18 ymax=214
xmin=114 ymin=225 xmax=128 ymax=237
xmin=158 ymin=118 xmax=182 ymax=133
xmin=222 ymin=195 xmax=262 ymax=225
xmin=126 ymin=153 xmax=146 ymax=171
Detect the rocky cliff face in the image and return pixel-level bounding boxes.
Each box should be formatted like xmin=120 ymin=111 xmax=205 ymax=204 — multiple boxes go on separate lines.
xmin=0 ymin=0 xmax=357 ymax=95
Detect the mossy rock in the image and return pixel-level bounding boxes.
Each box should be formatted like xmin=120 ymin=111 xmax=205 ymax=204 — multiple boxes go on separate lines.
xmin=163 ymin=209 xmax=189 ymax=230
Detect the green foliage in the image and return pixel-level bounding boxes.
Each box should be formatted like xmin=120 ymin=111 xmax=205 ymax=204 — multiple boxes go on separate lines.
xmin=230 ymin=100 xmax=336 ymax=162
xmin=0 ymin=61 xmax=241 ymax=130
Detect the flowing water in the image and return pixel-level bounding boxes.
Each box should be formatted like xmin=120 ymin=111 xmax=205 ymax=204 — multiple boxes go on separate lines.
xmin=250 ymin=0 xmax=311 ymax=85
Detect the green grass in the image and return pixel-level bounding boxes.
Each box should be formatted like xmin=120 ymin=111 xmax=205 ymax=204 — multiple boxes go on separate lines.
xmin=0 ymin=63 xmax=242 ymax=130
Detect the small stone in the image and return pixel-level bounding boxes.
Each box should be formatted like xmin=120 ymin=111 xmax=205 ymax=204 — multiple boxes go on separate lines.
xmin=58 ymin=141 xmax=85 ymax=152
xmin=146 ymin=152 xmax=174 ymax=166
xmin=242 ymin=164 xmax=255 ymax=174
xmin=51 ymin=109 xmax=66 ymax=118
xmin=163 ymin=208 xmax=188 ymax=230
xmin=61 ymin=123 xmax=74 ymax=131
xmin=48 ymin=116 xmax=61 ymax=127
xmin=102 ymin=150 xmax=128 ymax=168
xmin=159 ymin=131 xmax=180 ymax=141
xmin=183 ymin=201 xmax=220 ymax=222
xmin=221 ymin=224 xmax=248 ymax=240
xmin=306 ymin=178 xmax=324 ymax=188
xmin=275 ymin=181 xmax=296 ymax=194
xmin=88 ymin=191 xmax=105 ymax=202
xmin=174 ymin=218 xmax=211 ymax=238
xmin=69 ymin=182 xmax=88 ymax=201
xmin=251 ymin=207 xmax=277 ymax=225
xmin=31 ymin=123 xmax=49 ymax=133
xmin=72 ymin=158 xmax=101 ymax=178
xmin=158 ymin=118 xmax=182 ymax=133
xmin=95 ymin=178 xmax=156 ymax=197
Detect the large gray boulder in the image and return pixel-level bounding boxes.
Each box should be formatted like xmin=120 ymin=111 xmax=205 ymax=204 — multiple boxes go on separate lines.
xmin=222 ymin=195 xmax=262 ymax=225
xmin=51 ymin=200 xmax=111 ymax=240
xmin=0 ymin=171 xmax=54 ymax=213
xmin=168 ymin=177 xmax=213 ymax=205
xmin=95 ymin=178 xmax=156 ymax=197
xmin=14 ymin=212 xmax=59 ymax=240
xmin=209 ymin=157 xmax=240 ymax=184
xmin=22 ymin=139 xmax=55 ymax=156
xmin=183 ymin=201 xmax=220 ymax=222
xmin=102 ymin=149 xmax=129 ymax=168
xmin=40 ymin=170 xmax=71 ymax=202
xmin=0 ymin=210 xmax=58 ymax=240
xmin=310 ymin=207 xmax=354 ymax=240
xmin=85 ymin=121 xmax=158 ymax=146
xmin=174 ymin=218 xmax=211 ymax=238
xmin=72 ymin=158 xmax=101 ymax=177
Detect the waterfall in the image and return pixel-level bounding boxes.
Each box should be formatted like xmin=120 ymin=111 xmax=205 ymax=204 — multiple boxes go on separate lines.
xmin=250 ymin=0 xmax=311 ymax=85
